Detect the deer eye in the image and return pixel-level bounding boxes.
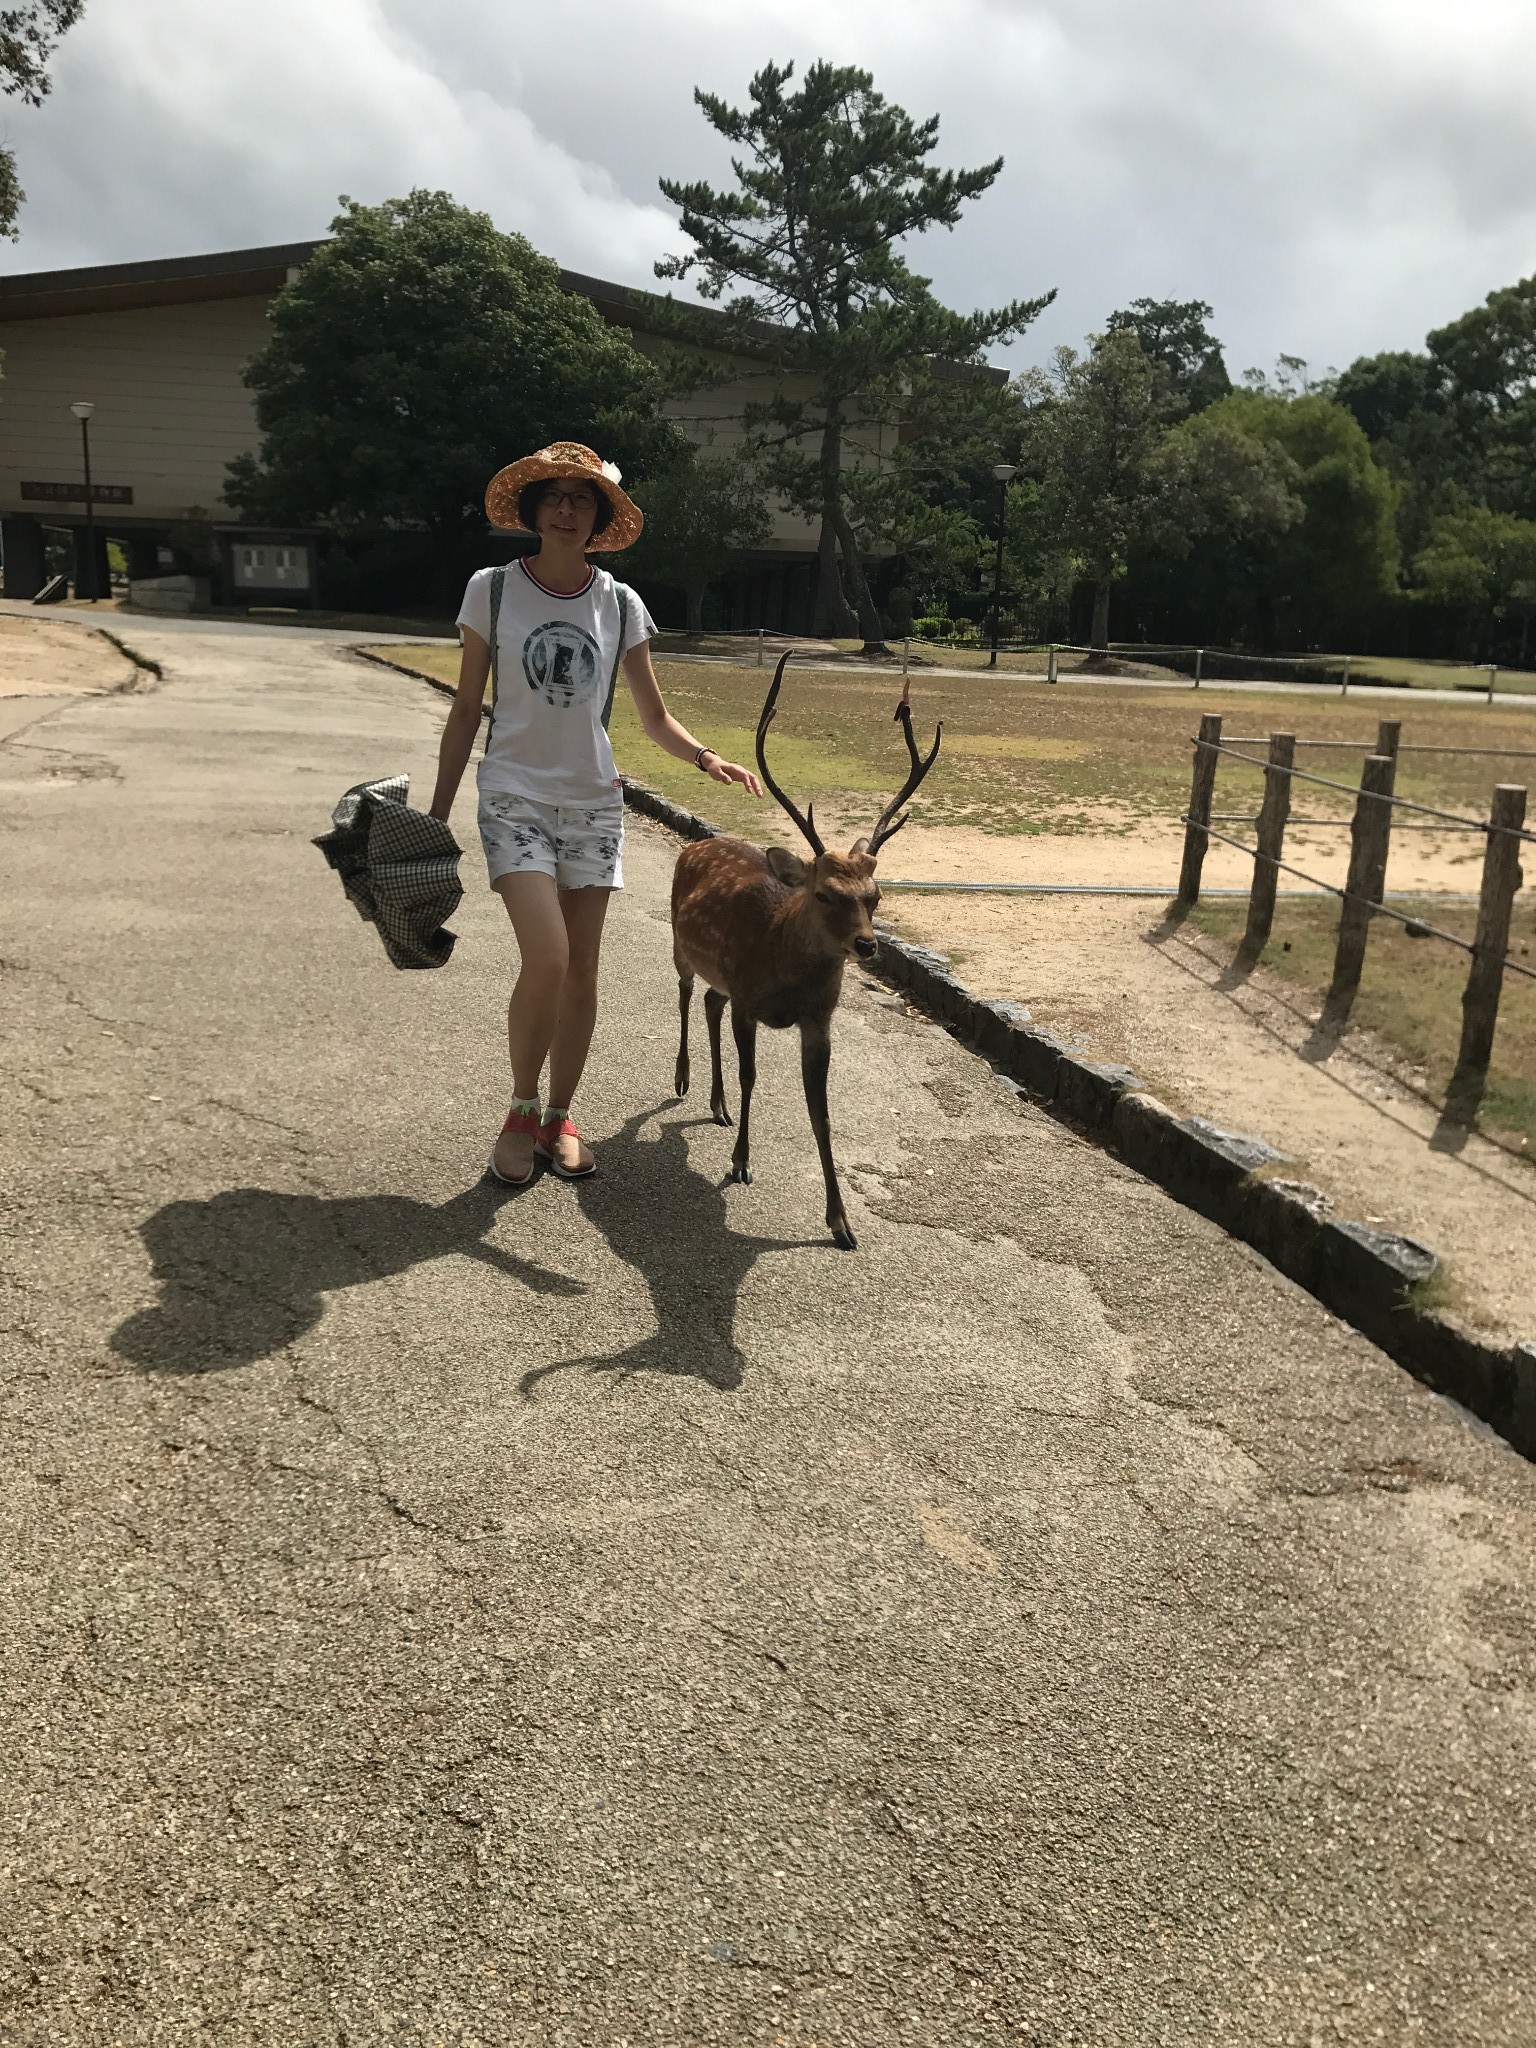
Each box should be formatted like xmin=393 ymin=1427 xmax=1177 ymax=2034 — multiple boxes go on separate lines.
xmin=814 ymin=890 xmax=833 ymax=905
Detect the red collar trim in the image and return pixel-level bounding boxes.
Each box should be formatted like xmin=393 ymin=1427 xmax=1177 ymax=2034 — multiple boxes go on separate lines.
xmin=519 ymin=558 xmax=596 ymax=600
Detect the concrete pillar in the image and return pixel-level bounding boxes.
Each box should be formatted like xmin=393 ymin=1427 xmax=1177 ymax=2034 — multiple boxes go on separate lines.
xmin=1 ymin=516 xmax=48 ymax=599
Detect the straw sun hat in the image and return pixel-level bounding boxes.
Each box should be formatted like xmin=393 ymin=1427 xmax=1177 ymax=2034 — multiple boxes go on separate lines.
xmin=484 ymin=441 xmax=644 ymax=552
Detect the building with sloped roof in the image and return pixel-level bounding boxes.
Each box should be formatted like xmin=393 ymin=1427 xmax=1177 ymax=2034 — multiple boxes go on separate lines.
xmin=0 ymin=240 xmax=848 ymax=628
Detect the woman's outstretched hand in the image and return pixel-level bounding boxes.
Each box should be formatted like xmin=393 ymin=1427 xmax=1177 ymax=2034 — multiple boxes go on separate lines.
xmin=706 ymin=756 xmax=764 ymax=796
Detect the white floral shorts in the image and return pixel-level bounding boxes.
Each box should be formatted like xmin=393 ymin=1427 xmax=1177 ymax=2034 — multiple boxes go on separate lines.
xmin=477 ymin=790 xmax=625 ymax=891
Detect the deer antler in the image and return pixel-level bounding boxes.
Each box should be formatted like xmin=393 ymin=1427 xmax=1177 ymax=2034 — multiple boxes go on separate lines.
xmin=756 ymin=651 xmax=825 ymax=857
xmin=867 ymin=681 xmax=942 ymax=853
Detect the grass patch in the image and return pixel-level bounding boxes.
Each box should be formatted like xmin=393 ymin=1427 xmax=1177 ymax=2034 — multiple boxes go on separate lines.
xmin=365 ymin=644 xmax=1536 ymax=844
xmin=1188 ymin=896 xmax=1536 ymax=1155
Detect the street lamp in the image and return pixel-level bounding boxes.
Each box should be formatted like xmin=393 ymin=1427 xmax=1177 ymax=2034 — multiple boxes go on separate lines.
xmin=70 ymin=401 xmax=99 ymax=601
xmin=988 ymin=461 xmax=1017 ymax=668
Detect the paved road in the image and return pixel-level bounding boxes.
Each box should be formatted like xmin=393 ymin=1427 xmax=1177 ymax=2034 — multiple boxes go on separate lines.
xmin=3 ymin=622 xmax=1535 ymax=2046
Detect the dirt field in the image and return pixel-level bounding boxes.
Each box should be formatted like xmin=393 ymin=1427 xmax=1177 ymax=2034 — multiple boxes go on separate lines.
xmin=885 ymin=888 xmax=1536 ymax=1341
xmin=0 ymin=615 xmax=140 ymax=700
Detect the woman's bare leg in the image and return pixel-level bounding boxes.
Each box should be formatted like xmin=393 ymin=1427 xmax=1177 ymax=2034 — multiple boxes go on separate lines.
xmin=493 ymin=871 xmax=569 ymax=1101
xmin=547 ymin=886 xmax=612 ymax=1111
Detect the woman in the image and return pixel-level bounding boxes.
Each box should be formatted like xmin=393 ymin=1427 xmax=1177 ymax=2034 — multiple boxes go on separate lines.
xmin=430 ymin=442 xmax=762 ymax=1186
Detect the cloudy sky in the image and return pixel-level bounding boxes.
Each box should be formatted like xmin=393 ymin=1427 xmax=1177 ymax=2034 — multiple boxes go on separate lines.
xmin=4 ymin=0 xmax=1534 ymax=377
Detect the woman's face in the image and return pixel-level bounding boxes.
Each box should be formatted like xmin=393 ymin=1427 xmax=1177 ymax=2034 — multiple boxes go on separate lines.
xmin=535 ymin=480 xmax=601 ymax=550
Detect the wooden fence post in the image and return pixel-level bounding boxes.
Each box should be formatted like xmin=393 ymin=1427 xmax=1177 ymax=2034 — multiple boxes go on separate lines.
xmin=1323 ymin=753 xmax=1396 ymax=1025
xmin=1177 ymin=713 xmax=1224 ymax=905
xmin=1375 ymin=718 xmax=1401 ymax=765
xmin=1243 ymin=732 xmax=1296 ymax=952
xmin=1450 ymin=783 xmax=1527 ymax=1086
xmin=1047 ymin=644 xmax=1058 ymax=685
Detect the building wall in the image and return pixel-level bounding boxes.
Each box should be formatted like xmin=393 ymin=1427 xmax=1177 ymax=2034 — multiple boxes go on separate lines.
xmin=0 ymin=277 xmax=857 ymax=558
xmin=0 ymin=294 xmax=275 ymax=523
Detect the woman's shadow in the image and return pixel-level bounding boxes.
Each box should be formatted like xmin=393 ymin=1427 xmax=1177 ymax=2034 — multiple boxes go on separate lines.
xmin=112 ymin=1178 xmax=582 ymax=1374
xmin=519 ymin=1102 xmax=830 ymax=1398
xmin=111 ymin=1105 xmax=827 ymax=1390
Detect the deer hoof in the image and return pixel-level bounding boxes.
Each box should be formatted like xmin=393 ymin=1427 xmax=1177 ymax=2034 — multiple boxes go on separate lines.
xmin=674 ymin=1067 xmax=689 ymax=1097
xmin=730 ymin=1162 xmax=753 ymax=1185
xmin=830 ymin=1218 xmax=858 ymax=1251
xmin=712 ymin=1106 xmax=733 ymax=1127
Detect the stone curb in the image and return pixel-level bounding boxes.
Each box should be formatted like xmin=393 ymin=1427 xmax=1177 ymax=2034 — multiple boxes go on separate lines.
xmin=616 ymin=776 xmax=1535 ymax=1464
xmin=358 ymin=652 xmax=1535 ymax=1463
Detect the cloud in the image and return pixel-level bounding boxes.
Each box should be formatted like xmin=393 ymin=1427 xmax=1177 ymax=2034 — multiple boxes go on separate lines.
xmin=5 ymin=0 xmax=1535 ymax=376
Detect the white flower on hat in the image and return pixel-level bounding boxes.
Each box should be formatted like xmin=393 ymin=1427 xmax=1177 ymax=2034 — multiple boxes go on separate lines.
xmin=600 ymin=460 xmax=623 ymax=485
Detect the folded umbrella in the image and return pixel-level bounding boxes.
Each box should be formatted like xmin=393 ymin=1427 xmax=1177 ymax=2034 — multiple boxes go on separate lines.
xmin=314 ymin=774 xmax=463 ymax=969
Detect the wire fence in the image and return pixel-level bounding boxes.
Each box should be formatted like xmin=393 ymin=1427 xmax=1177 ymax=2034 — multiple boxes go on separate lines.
xmin=679 ymin=629 xmax=1530 ymax=702
xmin=1177 ymin=713 xmax=1531 ymax=1113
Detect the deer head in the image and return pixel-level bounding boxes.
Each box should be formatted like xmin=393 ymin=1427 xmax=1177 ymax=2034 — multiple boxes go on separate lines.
xmin=756 ymin=653 xmax=942 ymax=962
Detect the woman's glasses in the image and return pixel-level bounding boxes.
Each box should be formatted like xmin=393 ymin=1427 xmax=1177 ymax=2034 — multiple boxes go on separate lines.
xmin=540 ymin=487 xmax=599 ymax=511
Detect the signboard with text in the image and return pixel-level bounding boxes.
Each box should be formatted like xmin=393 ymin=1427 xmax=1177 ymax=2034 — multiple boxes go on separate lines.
xmin=20 ymin=481 xmax=134 ymax=506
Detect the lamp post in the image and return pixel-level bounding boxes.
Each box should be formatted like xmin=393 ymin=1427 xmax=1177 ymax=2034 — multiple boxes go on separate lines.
xmin=70 ymin=401 xmax=98 ymax=601
xmin=988 ymin=462 xmax=1017 ymax=668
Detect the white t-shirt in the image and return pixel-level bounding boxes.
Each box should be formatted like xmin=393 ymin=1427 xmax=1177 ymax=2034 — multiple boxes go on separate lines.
xmin=457 ymin=558 xmax=657 ymax=804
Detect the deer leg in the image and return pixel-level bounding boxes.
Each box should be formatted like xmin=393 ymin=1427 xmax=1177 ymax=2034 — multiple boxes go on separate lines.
xmin=801 ymin=1022 xmax=856 ymax=1250
xmin=674 ymin=967 xmax=693 ymax=1098
xmin=728 ymin=1008 xmax=758 ymax=1184
xmin=703 ymin=988 xmax=732 ymax=1126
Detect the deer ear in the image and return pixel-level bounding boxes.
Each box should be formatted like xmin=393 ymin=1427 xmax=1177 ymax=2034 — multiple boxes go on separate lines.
xmin=848 ymin=837 xmax=871 ymax=857
xmin=765 ymin=844 xmax=809 ymax=886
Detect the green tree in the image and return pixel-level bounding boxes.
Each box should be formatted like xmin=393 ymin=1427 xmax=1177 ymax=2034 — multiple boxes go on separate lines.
xmin=1413 ymin=501 xmax=1536 ymax=660
xmin=656 ymin=59 xmax=1051 ymax=651
xmin=226 ymin=192 xmax=685 ymax=554
xmin=1426 ymin=274 xmax=1536 ymax=518
xmin=1197 ymin=391 xmax=1399 ymax=642
xmin=0 ymin=2 xmax=85 ymax=237
xmin=1028 ymin=331 xmax=1302 ymax=643
xmin=621 ymin=449 xmax=772 ymax=632
xmin=1105 ymin=297 xmax=1232 ymax=411
xmin=1027 ymin=333 xmax=1302 ymax=650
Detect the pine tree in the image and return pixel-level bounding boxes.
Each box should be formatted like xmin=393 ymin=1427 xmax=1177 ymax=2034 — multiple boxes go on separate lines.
xmin=657 ymin=60 xmax=1051 ymax=650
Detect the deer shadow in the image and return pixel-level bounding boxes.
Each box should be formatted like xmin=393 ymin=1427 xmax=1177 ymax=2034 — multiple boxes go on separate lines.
xmin=112 ymin=1178 xmax=583 ymax=1375
xmin=518 ymin=1102 xmax=830 ymax=1399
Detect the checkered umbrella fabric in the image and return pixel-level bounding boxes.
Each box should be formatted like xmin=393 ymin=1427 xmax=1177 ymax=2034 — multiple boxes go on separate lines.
xmin=314 ymin=775 xmax=464 ymax=970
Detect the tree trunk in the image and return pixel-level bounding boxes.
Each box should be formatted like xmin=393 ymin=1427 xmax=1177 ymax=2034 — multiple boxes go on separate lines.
xmin=827 ymin=497 xmax=889 ymax=655
xmin=1089 ymin=566 xmax=1113 ymax=653
xmin=811 ymin=415 xmax=859 ymax=641
xmin=812 ymin=515 xmax=857 ymax=638
xmin=686 ymin=582 xmax=706 ymax=635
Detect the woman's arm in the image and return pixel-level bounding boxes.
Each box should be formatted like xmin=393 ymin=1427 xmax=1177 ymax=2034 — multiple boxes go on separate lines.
xmin=429 ymin=630 xmax=491 ymax=821
xmin=623 ymin=643 xmax=763 ymax=795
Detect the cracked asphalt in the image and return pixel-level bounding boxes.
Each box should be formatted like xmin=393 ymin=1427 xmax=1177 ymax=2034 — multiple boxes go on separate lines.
xmin=3 ymin=620 xmax=1535 ymax=2047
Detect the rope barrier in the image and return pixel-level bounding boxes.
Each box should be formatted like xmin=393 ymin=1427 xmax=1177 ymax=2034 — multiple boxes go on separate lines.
xmin=1182 ymin=818 xmax=1536 ymax=981
xmin=1224 ymin=736 xmax=1536 ymax=760
xmin=1196 ymin=737 xmax=1536 ymax=842
xmin=1209 ymin=812 xmax=1485 ymax=833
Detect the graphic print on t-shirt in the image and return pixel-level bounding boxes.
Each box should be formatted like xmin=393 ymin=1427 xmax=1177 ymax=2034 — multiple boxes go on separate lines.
xmin=523 ymin=620 xmax=601 ymax=709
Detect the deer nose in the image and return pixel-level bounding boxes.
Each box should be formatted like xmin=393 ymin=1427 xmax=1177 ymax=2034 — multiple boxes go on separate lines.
xmin=853 ymin=935 xmax=878 ymax=960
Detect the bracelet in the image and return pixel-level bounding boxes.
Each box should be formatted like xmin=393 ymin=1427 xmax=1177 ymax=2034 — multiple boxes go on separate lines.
xmin=693 ymin=745 xmax=718 ymax=772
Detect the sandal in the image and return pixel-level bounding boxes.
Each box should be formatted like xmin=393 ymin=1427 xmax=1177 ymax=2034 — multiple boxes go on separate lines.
xmin=489 ymin=1102 xmax=541 ymax=1187
xmin=535 ymin=1108 xmax=596 ymax=1180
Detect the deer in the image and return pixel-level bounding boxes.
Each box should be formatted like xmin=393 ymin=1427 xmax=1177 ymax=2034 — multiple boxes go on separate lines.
xmin=670 ymin=652 xmax=942 ymax=1250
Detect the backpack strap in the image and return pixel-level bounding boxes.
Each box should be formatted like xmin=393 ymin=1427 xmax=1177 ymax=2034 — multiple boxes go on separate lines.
xmin=601 ymin=583 xmax=629 ymax=731
xmin=487 ymin=564 xmax=507 ymax=712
